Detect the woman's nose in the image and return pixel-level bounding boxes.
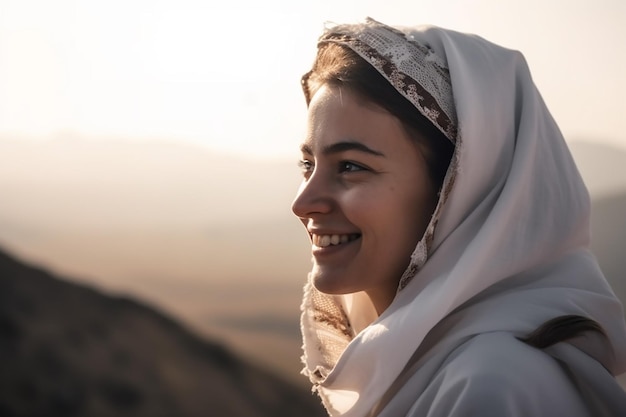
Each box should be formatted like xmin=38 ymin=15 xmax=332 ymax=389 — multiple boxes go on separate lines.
xmin=291 ymin=171 xmax=333 ymax=219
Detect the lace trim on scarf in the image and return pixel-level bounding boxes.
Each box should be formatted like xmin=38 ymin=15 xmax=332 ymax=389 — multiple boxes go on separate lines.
xmin=318 ymin=17 xmax=457 ymax=144
xmin=399 ymin=134 xmax=460 ymax=290
xmin=301 ymin=281 xmax=353 ymax=386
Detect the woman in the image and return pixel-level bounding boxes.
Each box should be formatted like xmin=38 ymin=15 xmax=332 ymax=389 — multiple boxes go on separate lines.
xmin=292 ymin=18 xmax=626 ymax=416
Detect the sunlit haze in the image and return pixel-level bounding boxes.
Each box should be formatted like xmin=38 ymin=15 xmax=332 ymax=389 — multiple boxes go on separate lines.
xmin=1 ymin=0 xmax=624 ymax=157
xmin=1 ymin=1 xmax=626 ymax=386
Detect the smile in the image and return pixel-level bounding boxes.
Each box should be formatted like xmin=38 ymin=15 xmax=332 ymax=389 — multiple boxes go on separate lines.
xmin=312 ymin=233 xmax=361 ymax=248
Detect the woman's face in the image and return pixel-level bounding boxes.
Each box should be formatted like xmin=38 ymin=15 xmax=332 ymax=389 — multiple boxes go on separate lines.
xmin=292 ymin=85 xmax=438 ymax=314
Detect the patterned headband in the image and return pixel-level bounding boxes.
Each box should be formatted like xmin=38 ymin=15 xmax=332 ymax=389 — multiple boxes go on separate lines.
xmin=306 ymin=17 xmax=457 ymax=143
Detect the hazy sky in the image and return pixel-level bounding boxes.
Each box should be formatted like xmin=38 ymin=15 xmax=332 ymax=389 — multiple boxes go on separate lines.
xmin=1 ymin=0 xmax=624 ymax=157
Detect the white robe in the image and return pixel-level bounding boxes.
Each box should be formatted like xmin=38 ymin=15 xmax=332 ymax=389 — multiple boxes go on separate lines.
xmin=299 ymin=19 xmax=626 ymax=416
xmin=377 ymin=331 xmax=625 ymax=417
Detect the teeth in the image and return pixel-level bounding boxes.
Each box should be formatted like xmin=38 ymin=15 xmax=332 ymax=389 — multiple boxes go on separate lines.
xmin=312 ymin=234 xmax=359 ymax=248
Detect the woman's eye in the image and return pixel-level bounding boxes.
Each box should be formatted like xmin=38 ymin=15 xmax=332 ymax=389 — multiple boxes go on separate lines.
xmin=339 ymin=161 xmax=366 ymax=173
xmin=298 ymin=159 xmax=314 ymax=174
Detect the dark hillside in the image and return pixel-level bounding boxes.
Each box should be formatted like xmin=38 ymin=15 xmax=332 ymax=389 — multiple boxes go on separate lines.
xmin=0 ymin=249 xmax=324 ymax=417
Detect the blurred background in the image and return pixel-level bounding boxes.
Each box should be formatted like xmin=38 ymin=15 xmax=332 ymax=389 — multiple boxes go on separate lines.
xmin=1 ymin=0 xmax=625 ymax=416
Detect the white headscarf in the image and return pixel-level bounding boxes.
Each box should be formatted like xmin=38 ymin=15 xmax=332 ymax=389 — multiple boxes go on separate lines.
xmin=299 ymin=18 xmax=626 ymax=416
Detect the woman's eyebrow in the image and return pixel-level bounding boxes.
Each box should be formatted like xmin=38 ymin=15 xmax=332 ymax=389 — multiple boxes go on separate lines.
xmin=300 ymin=141 xmax=385 ymax=157
xmin=300 ymin=143 xmax=313 ymax=155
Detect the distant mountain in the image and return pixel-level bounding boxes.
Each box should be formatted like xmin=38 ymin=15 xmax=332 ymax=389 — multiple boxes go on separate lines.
xmin=568 ymin=140 xmax=626 ymax=305
xmin=0 ymin=136 xmax=309 ymax=288
xmin=568 ymin=141 xmax=626 ymax=197
xmin=568 ymin=140 xmax=626 ymax=303
xmin=0 ymin=248 xmax=325 ymax=417
xmin=590 ymin=191 xmax=626 ymax=303
xmin=589 ymin=190 xmax=626 ymax=389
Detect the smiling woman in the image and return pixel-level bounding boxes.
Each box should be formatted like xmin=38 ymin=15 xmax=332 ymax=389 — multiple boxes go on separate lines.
xmin=292 ymin=17 xmax=626 ymax=417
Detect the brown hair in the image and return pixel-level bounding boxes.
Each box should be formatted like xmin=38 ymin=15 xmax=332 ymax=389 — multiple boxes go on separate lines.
xmin=302 ymin=42 xmax=454 ymax=189
xmin=519 ymin=315 xmax=606 ymax=349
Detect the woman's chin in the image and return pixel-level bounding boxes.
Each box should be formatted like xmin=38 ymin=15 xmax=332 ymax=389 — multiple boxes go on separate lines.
xmin=311 ymin=269 xmax=355 ymax=296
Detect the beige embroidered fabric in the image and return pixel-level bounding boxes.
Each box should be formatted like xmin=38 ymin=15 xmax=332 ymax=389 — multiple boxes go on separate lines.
xmin=316 ymin=18 xmax=458 ymax=144
xmin=299 ymin=18 xmax=626 ymax=416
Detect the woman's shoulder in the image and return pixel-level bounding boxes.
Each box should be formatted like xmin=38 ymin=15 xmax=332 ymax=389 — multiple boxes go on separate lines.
xmin=442 ymin=331 xmax=561 ymax=384
xmin=416 ymin=332 xmax=590 ymax=417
